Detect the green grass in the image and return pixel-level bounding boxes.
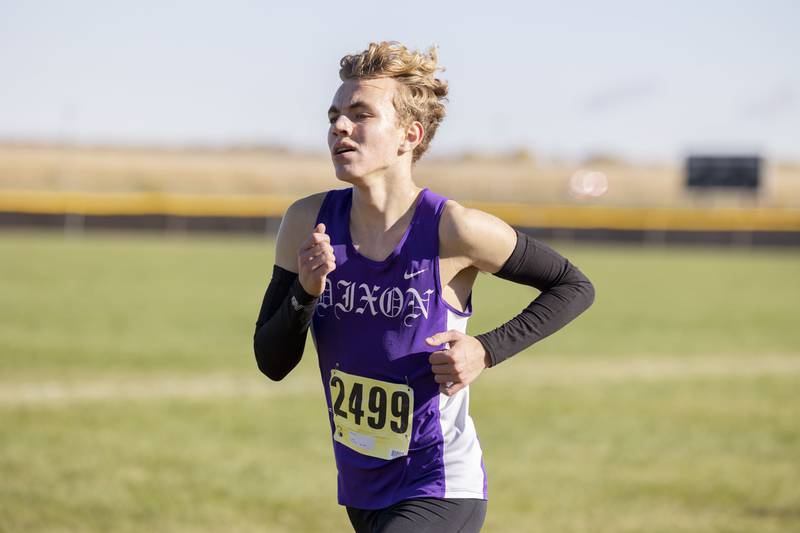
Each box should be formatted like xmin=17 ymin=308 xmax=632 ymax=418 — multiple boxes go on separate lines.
xmin=1 ymin=231 xmax=799 ymax=532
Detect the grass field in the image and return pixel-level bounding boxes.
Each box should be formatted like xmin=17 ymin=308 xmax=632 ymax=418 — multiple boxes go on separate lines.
xmin=1 ymin=231 xmax=799 ymax=532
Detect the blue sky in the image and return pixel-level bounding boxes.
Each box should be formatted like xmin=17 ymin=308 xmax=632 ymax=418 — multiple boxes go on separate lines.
xmin=0 ymin=0 xmax=797 ymax=162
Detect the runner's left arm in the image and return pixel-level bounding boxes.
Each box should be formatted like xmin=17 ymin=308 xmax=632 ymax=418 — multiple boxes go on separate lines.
xmin=473 ymin=228 xmax=595 ymax=366
xmin=428 ymin=204 xmax=595 ymax=395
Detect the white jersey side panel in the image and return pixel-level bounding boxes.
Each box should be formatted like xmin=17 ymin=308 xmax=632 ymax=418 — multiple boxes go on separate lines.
xmin=439 ymin=310 xmax=487 ymax=499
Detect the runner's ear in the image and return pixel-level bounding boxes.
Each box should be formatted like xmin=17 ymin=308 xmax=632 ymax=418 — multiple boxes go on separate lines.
xmin=399 ymin=120 xmax=424 ymax=156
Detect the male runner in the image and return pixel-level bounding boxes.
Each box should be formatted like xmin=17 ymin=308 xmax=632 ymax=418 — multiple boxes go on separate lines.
xmin=254 ymin=41 xmax=595 ymax=533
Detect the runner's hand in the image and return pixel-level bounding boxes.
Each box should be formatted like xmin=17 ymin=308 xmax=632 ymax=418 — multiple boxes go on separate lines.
xmin=426 ymin=331 xmax=491 ymax=396
xmin=297 ymin=223 xmax=336 ymax=296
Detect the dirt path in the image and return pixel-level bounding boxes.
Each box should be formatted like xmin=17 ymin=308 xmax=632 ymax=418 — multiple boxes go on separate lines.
xmin=1 ymin=354 xmax=798 ymax=406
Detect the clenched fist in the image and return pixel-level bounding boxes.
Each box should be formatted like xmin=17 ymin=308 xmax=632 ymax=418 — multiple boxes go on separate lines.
xmin=427 ymin=330 xmax=491 ymax=396
xmin=298 ymin=223 xmax=336 ymax=296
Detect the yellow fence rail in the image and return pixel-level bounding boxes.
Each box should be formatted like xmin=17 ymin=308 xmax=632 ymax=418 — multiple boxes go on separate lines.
xmin=2 ymin=190 xmax=799 ymax=232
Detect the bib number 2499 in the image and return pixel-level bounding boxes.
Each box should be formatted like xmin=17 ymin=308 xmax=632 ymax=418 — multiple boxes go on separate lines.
xmin=329 ymin=369 xmax=413 ymax=460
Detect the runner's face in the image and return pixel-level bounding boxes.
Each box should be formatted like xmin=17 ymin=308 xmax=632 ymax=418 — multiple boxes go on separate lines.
xmin=327 ymin=77 xmax=407 ymax=181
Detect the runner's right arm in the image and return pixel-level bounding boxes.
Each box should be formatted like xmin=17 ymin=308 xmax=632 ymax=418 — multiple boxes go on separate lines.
xmin=253 ymin=194 xmax=332 ymax=381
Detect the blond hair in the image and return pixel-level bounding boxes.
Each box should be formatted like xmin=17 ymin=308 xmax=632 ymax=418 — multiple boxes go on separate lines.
xmin=339 ymin=41 xmax=449 ymax=162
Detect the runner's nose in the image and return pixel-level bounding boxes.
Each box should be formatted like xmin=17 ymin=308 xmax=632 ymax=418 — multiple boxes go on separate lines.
xmin=331 ymin=115 xmax=352 ymax=137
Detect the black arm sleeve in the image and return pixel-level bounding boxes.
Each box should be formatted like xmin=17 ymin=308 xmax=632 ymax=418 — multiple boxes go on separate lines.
xmin=475 ymin=230 xmax=595 ymax=367
xmin=253 ymin=265 xmax=318 ymax=381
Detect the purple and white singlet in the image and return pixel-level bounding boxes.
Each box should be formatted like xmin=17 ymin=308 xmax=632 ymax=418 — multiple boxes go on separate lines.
xmin=311 ymin=187 xmax=488 ymax=509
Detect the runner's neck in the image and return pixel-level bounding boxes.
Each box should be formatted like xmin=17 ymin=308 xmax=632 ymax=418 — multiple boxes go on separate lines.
xmin=350 ymin=181 xmax=423 ymax=233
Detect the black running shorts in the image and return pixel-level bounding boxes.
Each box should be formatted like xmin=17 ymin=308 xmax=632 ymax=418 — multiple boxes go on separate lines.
xmin=346 ymin=497 xmax=487 ymax=533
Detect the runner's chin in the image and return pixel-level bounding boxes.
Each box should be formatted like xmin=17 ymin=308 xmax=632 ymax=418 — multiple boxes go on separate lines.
xmin=332 ymin=161 xmax=366 ymax=183
xmin=333 ymin=168 xmax=358 ymax=183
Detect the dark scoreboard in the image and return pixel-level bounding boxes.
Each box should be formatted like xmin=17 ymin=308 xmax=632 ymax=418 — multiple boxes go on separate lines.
xmin=686 ymin=155 xmax=761 ymax=190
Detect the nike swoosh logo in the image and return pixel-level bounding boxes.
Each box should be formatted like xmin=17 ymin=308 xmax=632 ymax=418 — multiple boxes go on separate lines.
xmin=403 ymin=268 xmax=428 ymax=280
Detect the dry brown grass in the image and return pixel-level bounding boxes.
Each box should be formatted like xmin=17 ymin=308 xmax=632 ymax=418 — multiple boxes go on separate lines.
xmin=1 ymin=143 xmax=798 ymax=208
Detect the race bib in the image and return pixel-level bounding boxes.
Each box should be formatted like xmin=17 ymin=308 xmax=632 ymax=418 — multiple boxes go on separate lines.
xmin=329 ymin=369 xmax=414 ymax=461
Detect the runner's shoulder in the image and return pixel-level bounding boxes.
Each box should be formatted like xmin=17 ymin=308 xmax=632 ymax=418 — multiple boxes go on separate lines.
xmin=439 ymin=199 xmax=517 ymax=272
xmin=439 ymin=199 xmax=506 ymax=247
xmin=275 ymin=191 xmax=328 ymax=271
xmin=283 ymin=191 xmax=328 ymax=228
